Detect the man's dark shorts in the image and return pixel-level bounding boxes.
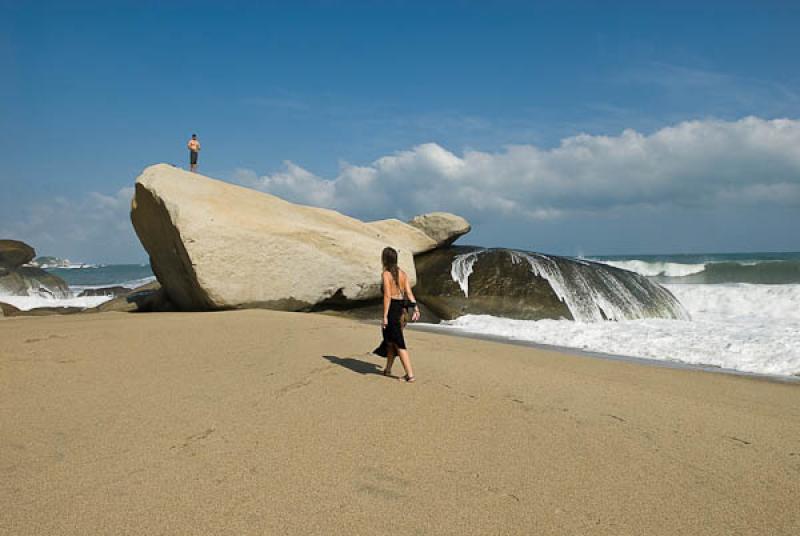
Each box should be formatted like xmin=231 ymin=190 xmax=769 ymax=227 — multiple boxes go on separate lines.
xmin=190 ymin=150 xmax=198 ymax=165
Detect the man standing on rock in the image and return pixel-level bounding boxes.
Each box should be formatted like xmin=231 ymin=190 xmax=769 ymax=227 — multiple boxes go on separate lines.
xmin=187 ymin=134 xmax=201 ymax=172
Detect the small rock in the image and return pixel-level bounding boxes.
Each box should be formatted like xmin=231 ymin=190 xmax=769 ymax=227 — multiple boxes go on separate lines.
xmin=408 ymin=212 xmax=471 ymax=247
xmin=0 ymin=240 xmax=36 ymax=269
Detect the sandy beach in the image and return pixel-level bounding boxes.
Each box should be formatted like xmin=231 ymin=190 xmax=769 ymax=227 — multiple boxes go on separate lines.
xmin=2 ymin=310 xmax=799 ymax=535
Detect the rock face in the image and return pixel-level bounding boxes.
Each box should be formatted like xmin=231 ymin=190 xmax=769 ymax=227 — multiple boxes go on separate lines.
xmin=0 ymin=240 xmax=35 ymax=268
xmin=415 ymin=247 xmax=572 ymax=320
xmin=414 ymin=247 xmax=689 ymax=321
xmin=0 ymin=240 xmax=70 ymax=299
xmin=408 ymin=213 xmax=471 ymax=247
xmin=130 ymin=164 xmax=469 ymax=311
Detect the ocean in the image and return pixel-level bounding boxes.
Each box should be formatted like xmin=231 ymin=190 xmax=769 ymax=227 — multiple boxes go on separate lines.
xmin=3 ymin=252 xmax=798 ymax=377
xmin=1 ymin=264 xmax=155 ymax=311
xmin=432 ymin=251 xmax=800 ymax=378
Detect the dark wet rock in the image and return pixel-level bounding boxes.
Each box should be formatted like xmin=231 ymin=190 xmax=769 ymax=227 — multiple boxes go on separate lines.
xmin=78 ymin=286 xmax=130 ymax=298
xmin=129 ymin=286 xmax=176 ymax=313
xmin=88 ymin=281 xmax=176 ymax=313
xmin=0 ymin=240 xmax=71 ymax=299
xmin=0 ymin=265 xmax=70 ymax=299
xmin=314 ymin=299 xmax=441 ymax=324
xmin=414 ymin=246 xmax=688 ymax=322
xmin=414 ymin=247 xmax=572 ymax=321
xmin=0 ymin=240 xmax=35 ymax=268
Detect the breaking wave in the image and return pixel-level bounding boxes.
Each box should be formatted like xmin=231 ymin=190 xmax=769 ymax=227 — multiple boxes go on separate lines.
xmin=435 ymin=283 xmax=800 ymax=377
xmin=592 ymin=256 xmax=800 ymax=284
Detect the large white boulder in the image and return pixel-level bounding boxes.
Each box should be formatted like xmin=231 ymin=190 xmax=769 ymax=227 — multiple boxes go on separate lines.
xmin=130 ymin=164 xmax=469 ymax=311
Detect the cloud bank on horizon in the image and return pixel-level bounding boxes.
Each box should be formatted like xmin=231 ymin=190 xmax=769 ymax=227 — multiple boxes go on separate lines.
xmin=3 ymin=116 xmax=799 ymax=263
xmin=235 ymin=116 xmax=800 ymax=223
xmin=0 ymin=188 xmax=135 ymax=264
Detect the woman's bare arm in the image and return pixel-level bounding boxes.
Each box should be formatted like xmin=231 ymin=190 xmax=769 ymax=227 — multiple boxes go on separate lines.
xmin=382 ymin=271 xmax=392 ymax=327
xmin=403 ymin=271 xmax=420 ymax=321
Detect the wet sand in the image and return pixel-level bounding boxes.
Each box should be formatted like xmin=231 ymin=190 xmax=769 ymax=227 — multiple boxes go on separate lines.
xmin=2 ymin=310 xmax=799 ymax=535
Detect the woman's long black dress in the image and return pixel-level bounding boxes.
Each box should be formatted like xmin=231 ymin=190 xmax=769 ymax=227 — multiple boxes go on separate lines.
xmin=373 ymin=298 xmax=407 ymax=357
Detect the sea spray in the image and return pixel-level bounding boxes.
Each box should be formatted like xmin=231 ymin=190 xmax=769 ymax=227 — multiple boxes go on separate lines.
xmin=599 ymin=260 xmax=706 ymax=278
xmin=448 ymin=248 xmax=688 ymax=322
xmin=450 ymin=250 xmax=483 ymax=297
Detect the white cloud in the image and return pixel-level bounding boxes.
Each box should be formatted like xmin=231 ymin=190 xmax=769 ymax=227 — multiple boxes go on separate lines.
xmin=0 ymin=187 xmax=140 ymax=263
xmin=233 ymin=116 xmax=800 ymax=222
xmin=4 ymin=116 xmax=799 ymax=262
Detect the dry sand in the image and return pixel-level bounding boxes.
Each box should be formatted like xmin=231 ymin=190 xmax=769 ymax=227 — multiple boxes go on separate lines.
xmin=2 ymin=310 xmax=799 ymax=535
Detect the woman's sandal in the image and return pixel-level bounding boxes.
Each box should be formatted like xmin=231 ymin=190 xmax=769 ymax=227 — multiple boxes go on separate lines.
xmin=400 ymin=374 xmax=416 ymax=383
xmin=382 ymin=368 xmax=392 ymax=377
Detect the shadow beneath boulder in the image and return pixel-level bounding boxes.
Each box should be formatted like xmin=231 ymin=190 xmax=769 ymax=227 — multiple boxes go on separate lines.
xmin=314 ymin=298 xmax=441 ymax=324
xmin=322 ymin=355 xmax=382 ymax=375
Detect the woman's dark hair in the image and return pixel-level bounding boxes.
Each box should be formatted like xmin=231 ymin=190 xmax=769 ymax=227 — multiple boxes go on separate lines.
xmin=381 ymin=247 xmax=400 ymax=289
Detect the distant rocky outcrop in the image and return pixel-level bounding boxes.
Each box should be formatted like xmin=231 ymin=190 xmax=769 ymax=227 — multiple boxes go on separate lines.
xmin=0 ymin=240 xmax=70 ymax=299
xmin=28 ymin=256 xmax=87 ymax=269
xmin=130 ymin=164 xmax=470 ymax=311
xmin=414 ymin=247 xmax=689 ymax=321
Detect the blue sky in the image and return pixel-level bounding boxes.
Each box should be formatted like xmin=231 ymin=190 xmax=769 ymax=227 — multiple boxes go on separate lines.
xmin=1 ymin=1 xmax=799 ymax=263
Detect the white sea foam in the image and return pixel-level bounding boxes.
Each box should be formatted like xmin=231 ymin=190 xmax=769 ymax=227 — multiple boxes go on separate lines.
xmin=0 ymin=276 xmax=156 ymax=311
xmin=432 ymin=283 xmax=800 ymax=377
xmin=667 ymin=283 xmax=800 ymax=322
xmin=0 ymin=294 xmax=112 ymax=311
xmin=70 ymin=276 xmax=157 ymax=293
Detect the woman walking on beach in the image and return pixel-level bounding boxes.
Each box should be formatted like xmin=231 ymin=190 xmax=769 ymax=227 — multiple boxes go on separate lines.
xmin=376 ymin=247 xmax=420 ymax=382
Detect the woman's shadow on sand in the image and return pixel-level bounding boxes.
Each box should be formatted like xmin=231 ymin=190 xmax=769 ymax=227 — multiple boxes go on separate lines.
xmin=322 ymin=355 xmax=383 ymax=375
